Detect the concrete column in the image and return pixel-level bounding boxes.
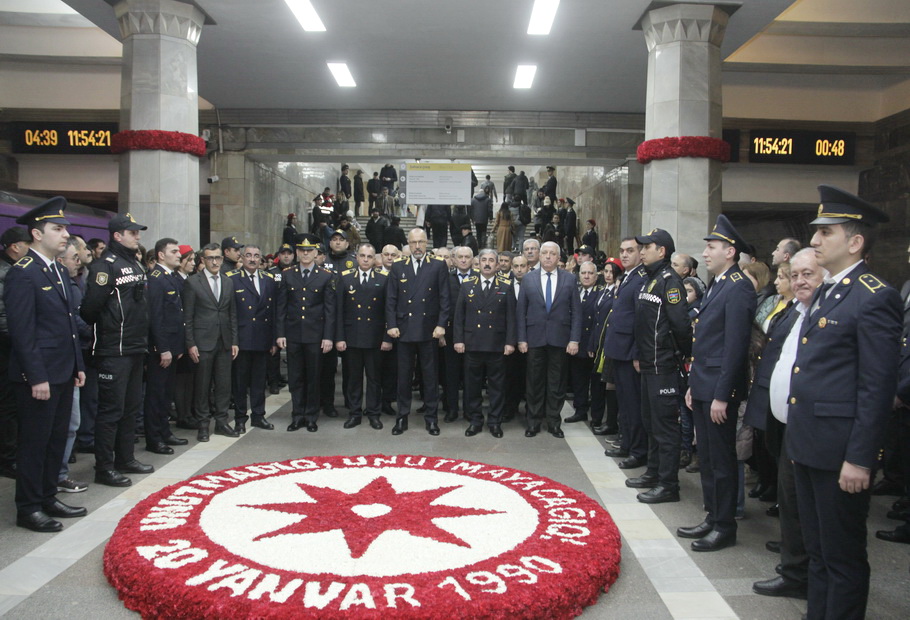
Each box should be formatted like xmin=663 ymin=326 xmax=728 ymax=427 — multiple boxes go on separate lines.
xmin=640 ymin=3 xmax=728 ymax=257
xmin=115 ymin=0 xmax=204 ymax=244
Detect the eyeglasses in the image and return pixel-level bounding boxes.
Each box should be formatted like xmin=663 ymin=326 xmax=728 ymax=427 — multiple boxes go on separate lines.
xmin=203 ymin=255 xmax=223 ymax=262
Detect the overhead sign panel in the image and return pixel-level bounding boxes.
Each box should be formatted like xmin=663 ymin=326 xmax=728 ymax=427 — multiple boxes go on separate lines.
xmin=404 ymin=163 xmax=472 ymax=205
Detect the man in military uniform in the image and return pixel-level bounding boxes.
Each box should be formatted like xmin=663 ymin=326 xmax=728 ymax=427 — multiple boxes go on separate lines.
xmin=626 ymin=229 xmax=692 ymax=504
xmin=678 ymin=215 xmax=756 ymax=552
xmin=453 ymin=249 xmax=516 ymax=438
xmin=220 ymin=236 xmax=243 ymax=274
xmin=5 ymin=198 xmax=87 ymax=531
xmin=81 ymin=213 xmax=154 ymax=488
xmin=603 ymin=238 xmax=649 ymax=468
xmin=787 ymin=186 xmax=901 ymax=619
xmin=504 ymin=255 xmax=530 ymax=421
xmin=319 ymin=230 xmax=356 ymax=416
xmin=276 ymin=233 xmax=335 ymax=432
xmin=386 ymin=228 xmax=450 ymax=435
xmin=564 ymin=261 xmax=601 ymax=424
xmin=143 ymin=237 xmax=189 ymax=455
xmin=266 ymin=243 xmax=295 ymax=393
xmin=378 ymin=245 xmax=400 ymax=415
xmin=443 ymin=246 xmax=477 ymax=422
xmin=229 ymin=244 xmax=278 ymax=433
xmin=336 ymin=243 xmax=389 ymax=430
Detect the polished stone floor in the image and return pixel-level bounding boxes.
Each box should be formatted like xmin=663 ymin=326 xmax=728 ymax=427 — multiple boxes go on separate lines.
xmin=0 ymin=385 xmax=907 ymax=619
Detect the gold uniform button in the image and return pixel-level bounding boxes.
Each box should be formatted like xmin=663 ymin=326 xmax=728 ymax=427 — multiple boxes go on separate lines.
xmin=692 ymin=337 xmax=696 ymax=342
xmin=801 ymin=337 xmax=808 ymax=344
xmin=793 ymin=367 xmax=799 ymax=374
xmin=252 ymin=318 xmax=256 ymax=322
xmin=790 ymin=397 xmax=797 ymax=404
xmin=694 ymin=318 xmax=699 ymax=324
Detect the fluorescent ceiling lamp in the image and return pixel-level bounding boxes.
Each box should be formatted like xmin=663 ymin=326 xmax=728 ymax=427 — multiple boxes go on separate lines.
xmin=327 ymin=62 xmax=356 ymax=87
xmin=513 ymin=65 xmax=537 ymax=89
xmin=284 ymin=0 xmax=326 ymax=32
xmin=527 ymin=0 xmax=559 ymax=35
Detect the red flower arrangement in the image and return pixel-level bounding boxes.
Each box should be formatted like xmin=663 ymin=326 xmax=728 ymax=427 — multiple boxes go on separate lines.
xmin=636 ymin=136 xmax=731 ymax=164
xmin=111 ymin=130 xmax=207 ymax=157
xmin=104 ymin=454 xmax=622 ymax=619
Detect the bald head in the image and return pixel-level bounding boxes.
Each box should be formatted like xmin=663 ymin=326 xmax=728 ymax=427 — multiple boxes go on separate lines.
xmin=407 ymin=228 xmax=428 ymax=260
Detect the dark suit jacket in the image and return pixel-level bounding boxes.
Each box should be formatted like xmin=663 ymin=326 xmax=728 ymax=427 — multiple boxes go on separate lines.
xmin=336 ymin=268 xmax=389 ymax=348
xmin=787 ymin=262 xmax=902 ymax=471
xmin=147 ymin=265 xmax=186 ymax=357
xmin=516 ymin=268 xmax=582 ymax=348
xmin=743 ymin=304 xmax=801 ymax=430
xmin=275 ymin=264 xmax=336 ymax=344
xmin=603 ymin=265 xmax=647 ymax=361
xmin=575 ymin=285 xmax=602 ymax=356
xmin=687 ymin=265 xmax=756 ymax=403
xmin=386 ymin=256 xmax=450 ymax=342
xmin=4 ymin=249 xmax=84 ymax=384
xmin=588 ymin=286 xmax=615 ymax=355
xmin=453 ymin=275 xmax=516 ymax=352
xmin=183 ymin=271 xmax=238 ymax=352
xmin=229 ymin=269 xmax=277 ymax=351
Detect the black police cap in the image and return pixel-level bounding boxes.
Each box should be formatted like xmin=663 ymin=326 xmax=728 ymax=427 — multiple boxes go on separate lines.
xmin=109 ymin=213 xmax=147 ymax=233
xmin=636 ymin=228 xmax=676 ymax=255
xmin=704 ymin=214 xmax=747 ymax=250
xmin=16 ymin=196 xmax=70 ymax=227
xmin=812 ymin=184 xmax=889 ymax=226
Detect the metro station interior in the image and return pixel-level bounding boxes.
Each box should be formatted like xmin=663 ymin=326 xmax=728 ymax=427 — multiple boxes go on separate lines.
xmin=0 ymin=1 xmax=908 ymax=618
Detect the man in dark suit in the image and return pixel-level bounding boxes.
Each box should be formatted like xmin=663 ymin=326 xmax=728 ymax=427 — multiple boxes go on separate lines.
xmin=504 ymin=255 xmax=530 ymax=421
xmin=183 ymin=243 xmax=239 ymax=442
xmin=229 ymin=244 xmax=277 ymax=434
xmin=143 ymin=238 xmax=189 ymax=455
xmin=336 ymin=243 xmax=390 ymax=430
xmin=564 ymin=261 xmax=601 ymax=424
xmin=516 ymin=241 xmax=582 ymax=438
xmin=679 ymin=215 xmax=756 ymax=552
xmin=386 ymin=228 xmax=450 ymax=436
xmin=745 ymin=248 xmax=826 ymax=601
xmin=543 ymin=166 xmax=558 ymax=209
xmin=276 ymin=234 xmax=335 ymax=432
xmin=454 ymin=248 xmax=516 ymax=438
xmin=4 ymin=197 xmax=87 ymax=531
xmin=786 ymin=186 xmax=901 ymax=619
xmin=603 ymin=238 xmax=649 ymax=468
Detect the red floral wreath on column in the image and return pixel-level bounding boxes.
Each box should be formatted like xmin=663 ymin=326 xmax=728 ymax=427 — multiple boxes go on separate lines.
xmin=636 ymin=136 xmax=731 ymax=165
xmin=111 ymin=130 xmax=207 ymax=157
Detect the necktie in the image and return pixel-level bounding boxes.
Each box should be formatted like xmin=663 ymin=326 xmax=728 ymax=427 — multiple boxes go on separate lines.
xmin=302 ymin=268 xmax=310 ymax=283
xmin=545 ymin=271 xmax=553 ymax=313
xmin=812 ymin=281 xmax=835 ymax=315
xmin=414 ymin=259 xmax=421 ymax=275
xmin=251 ymin=273 xmax=260 ymax=295
xmin=362 ymin=272 xmax=369 ymax=287
xmin=582 ymin=289 xmax=589 ymax=303
xmin=483 ymin=279 xmax=490 ymax=296
xmin=53 ymin=263 xmax=67 ymax=300
xmin=211 ymin=275 xmax=220 ymax=301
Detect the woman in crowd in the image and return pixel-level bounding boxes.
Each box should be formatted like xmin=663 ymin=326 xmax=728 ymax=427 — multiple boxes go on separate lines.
xmin=492 ymin=202 xmax=514 ymax=252
xmin=755 ymin=261 xmax=794 ymax=332
xmin=582 ymin=219 xmax=599 ymax=251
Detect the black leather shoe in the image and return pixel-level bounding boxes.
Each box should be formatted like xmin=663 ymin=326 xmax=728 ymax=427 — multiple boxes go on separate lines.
xmin=886 ymin=509 xmax=910 ymax=521
xmin=287 ymin=418 xmax=306 ymax=432
xmin=563 ymin=413 xmax=587 ymax=423
xmin=197 ymin=424 xmax=210 ymax=442
xmin=269 ymin=385 xmax=280 ymax=395
xmin=592 ymin=425 xmax=618 ymax=436
xmin=876 ymin=526 xmax=910 ymax=544
xmin=752 ymin=576 xmax=808 ymax=599
xmin=17 ymin=511 xmax=62 ymax=532
xmin=465 ymin=424 xmax=482 ymax=437
xmin=214 ymin=423 xmax=239 ymax=438
xmin=677 ymin=520 xmax=712 ymax=539
xmin=323 ymin=408 xmax=339 ymax=418
xmin=759 ymin=487 xmax=777 ymax=502
xmin=344 ymin=417 xmax=362 ymax=429
xmin=416 ymin=405 xmax=427 ymax=414
xmin=604 ymin=447 xmax=629 ymax=458
xmin=618 ymin=456 xmax=647 ymax=469
xmin=145 ymin=442 xmax=174 ymax=455
xmin=382 ymin=404 xmax=396 ymax=416
xmin=251 ymin=418 xmax=274 ymax=430
xmin=164 ymin=435 xmax=189 ymax=446
xmin=0 ymin=462 xmax=17 ymax=479
xmin=75 ymin=442 xmax=96 ymax=454
xmin=95 ymin=469 xmax=132 ymax=487
xmin=625 ymin=473 xmax=660 ymax=488
xmin=235 ymin=421 xmax=247 ymax=435
xmin=637 ymin=485 xmax=680 ymax=504
xmin=748 ymin=482 xmax=768 ymax=498
xmin=392 ymin=418 xmax=408 ymax=435
xmin=548 ymin=427 xmax=565 ymax=438
xmin=426 ymin=421 xmax=440 ymax=436
xmin=368 ymin=417 xmax=383 ymax=430
xmin=68 ymin=452 xmax=77 ymax=464
xmin=767 ymin=503 xmax=780 ymax=517
xmin=525 ymin=426 xmax=540 ymax=438
xmin=766 ymin=540 xmax=781 ymax=553
xmin=692 ymin=529 xmax=736 ymax=552
xmin=117 ymin=460 xmax=154 ymax=474
xmin=444 ymin=411 xmax=459 ymax=423
xmin=42 ymin=499 xmax=87 ymax=518
xmin=490 ymin=425 xmax=503 ymax=438
xmin=892 ymin=497 xmax=910 ymax=512
xmin=306 ymin=421 xmax=318 ymax=432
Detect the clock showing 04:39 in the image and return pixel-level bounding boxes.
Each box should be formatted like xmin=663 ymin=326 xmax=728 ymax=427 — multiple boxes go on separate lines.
xmin=11 ymin=122 xmax=119 ymax=154
xmin=748 ymin=129 xmax=855 ymax=165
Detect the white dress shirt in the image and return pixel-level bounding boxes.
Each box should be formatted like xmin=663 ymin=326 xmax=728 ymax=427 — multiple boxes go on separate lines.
xmin=769 ymin=303 xmax=807 ymax=424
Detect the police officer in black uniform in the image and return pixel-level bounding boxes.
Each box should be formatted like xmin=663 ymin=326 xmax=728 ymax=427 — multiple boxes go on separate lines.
xmin=5 ymin=198 xmax=87 ymax=531
xmin=319 ymin=230 xmax=356 ymax=416
xmin=564 ymin=261 xmax=601 ymax=424
xmin=276 ymin=233 xmax=335 ymax=432
xmin=626 ymin=228 xmax=692 ymax=504
xmin=228 ymin=243 xmax=278 ymax=433
xmin=143 ymin=237 xmax=188 ymax=455
xmin=336 ymin=243 xmax=389 ymax=430
xmin=220 ymin=236 xmax=243 ymax=274
xmin=266 ymin=243 xmax=295 ymax=393
xmin=81 ymin=213 xmax=154 ymax=488
xmin=453 ymin=248 xmax=516 ymax=438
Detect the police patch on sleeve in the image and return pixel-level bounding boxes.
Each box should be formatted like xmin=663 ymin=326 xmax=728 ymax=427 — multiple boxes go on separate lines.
xmin=96 ymin=272 xmax=109 ymax=286
xmin=667 ymin=288 xmax=681 ymax=304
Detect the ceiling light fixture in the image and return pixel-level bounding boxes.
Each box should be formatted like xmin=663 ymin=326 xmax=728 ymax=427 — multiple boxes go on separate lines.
xmin=284 ymin=0 xmax=326 ymax=32
xmin=514 ymin=65 xmax=537 ymax=89
xmin=327 ymin=62 xmax=356 ymax=87
xmin=527 ymin=0 xmax=559 ymax=35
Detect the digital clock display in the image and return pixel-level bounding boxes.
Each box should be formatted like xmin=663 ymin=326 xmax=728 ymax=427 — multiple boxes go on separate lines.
xmin=748 ymin=130 xmax=855 ymax=165
xmin=11 ymin=122 xmax=119 ymax=155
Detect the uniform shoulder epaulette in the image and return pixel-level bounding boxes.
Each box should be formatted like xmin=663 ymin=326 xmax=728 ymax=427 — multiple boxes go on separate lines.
xmin=432 ymin=255 xmax=445 ymax=261
xmin=496 ymin=275 xmax=512 ymax=285
xmin=260 ymin=269 xmax=274 ymax=279
xmin=594 ymin=284 xmax=605 ymax=291
xmin=225 ymin=269 xmax=239 ymax=277
xmin=730 ymin=272 xmax=744 ymax=283
xmin=150 ymin=269 xmax=162 ymax=278
xmin=341 ymin=268 xmax=355 ymax=276
xmin=394 ymin=256 xmax=408 ymax=263
xmin=858 ymin=273 xmax=887 ymax=294
xmin=662 ymin=270 xmax=672 ymax=279
xmin=464 ymin=275 xmax=479 ymax=283
xmin=13 ymin=256 xmax=33 ymax=269
xmin=105 ymin=256 xmax=116 ymax=263
xmin=376 ymin=267 xmax=389 ymax=275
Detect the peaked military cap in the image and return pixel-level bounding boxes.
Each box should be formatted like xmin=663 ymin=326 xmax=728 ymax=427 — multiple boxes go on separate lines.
xmin=812 ymin=184 xmax=889 ymax=226
xmin=109 ymin=212 xmax=147 ymax=232
xmin=636 ymin=227 xmax=676 ymax=255
xmin=704 ymin=214 xmax=747 ymax=249
xmin=16 ymin=196 xmax=70 ymax=227
xmin=295 ymin=233 xmax=321 ymax=249
xmin=221 ymin=235 xmax=242 ymax=250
